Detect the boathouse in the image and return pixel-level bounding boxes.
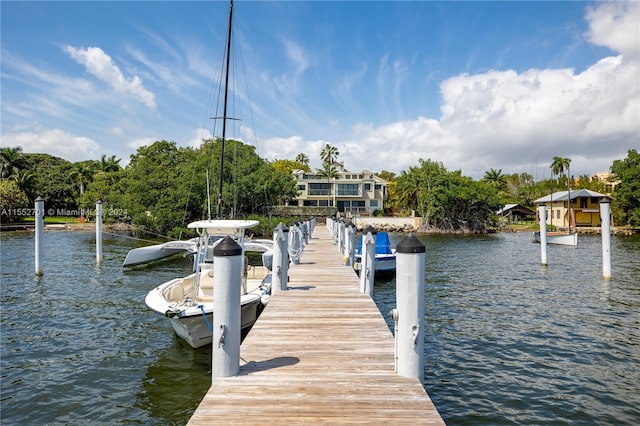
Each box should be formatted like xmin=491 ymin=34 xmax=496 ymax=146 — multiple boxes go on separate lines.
xmin=533 ymin=189 xmax=613 ymax=229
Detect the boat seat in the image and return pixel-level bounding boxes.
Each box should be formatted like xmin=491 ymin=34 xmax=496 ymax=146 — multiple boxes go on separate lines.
xmin=196 ymin=270 xmax=215 ymax=303
xmin=246 ymin=265 xmax=270 ymax=280
xmin=167 ymin=285 xmax=185 ymax=302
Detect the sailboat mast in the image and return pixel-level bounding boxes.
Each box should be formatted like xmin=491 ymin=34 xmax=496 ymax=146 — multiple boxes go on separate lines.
xmin=216 ymin=0 xmax=234 ymax=219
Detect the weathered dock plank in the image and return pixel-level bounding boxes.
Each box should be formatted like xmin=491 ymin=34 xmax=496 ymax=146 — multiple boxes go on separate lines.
xmin=188 ymin=224 xmax=444 ymax=425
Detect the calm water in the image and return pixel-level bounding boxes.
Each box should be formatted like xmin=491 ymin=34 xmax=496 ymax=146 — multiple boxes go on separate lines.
xmin=1 ymin=230 xmax=639 ymax=425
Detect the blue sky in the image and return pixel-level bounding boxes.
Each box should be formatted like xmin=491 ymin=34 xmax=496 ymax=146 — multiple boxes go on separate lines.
xmin=2 ymin=1 xmax=638 ymax=180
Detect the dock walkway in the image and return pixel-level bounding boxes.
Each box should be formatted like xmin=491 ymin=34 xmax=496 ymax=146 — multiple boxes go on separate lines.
xmin=188 ymin=224 xmax=444 ymax=424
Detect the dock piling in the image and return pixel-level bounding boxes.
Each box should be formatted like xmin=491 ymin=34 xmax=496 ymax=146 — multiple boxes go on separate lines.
xmin=395 ymin=234 xmax=426 ymax=382
xmin=538 ymin=205 xmax=548 ymax=266
xmin=212 ymin=236 xmax=242 ymax=380
xmin=600 ymin=199 xmax=612 ymax=279
xmin=344 ymin=221 xmax=355 ymax=266
xmin=34 ymin=197 xmax=44 ymax=276
xmin=96 ymin=200 xmax=103 ymax=264
xmin=272 ymin=222 xmax=289 ymax=292
xmin=359 ymin=226 xmax=376 ymax=295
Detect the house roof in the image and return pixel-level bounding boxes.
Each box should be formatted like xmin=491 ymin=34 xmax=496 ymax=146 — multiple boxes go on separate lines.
xmin=533 ymin=189 xmax=612 ymax=204
xmin=496 ymin=204 xmax=535 ymax=215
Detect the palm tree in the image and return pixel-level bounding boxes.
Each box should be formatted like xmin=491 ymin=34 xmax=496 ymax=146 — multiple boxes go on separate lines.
xmin=394 ymin=167 xmax=420 ymax=212
xmin=10 ymin=169 xmax=35 ymax=199
xmin=320 ymin=144 xmax=339 ymax=167
xmin=295 ymin=153 xmax=309 ymax=167
xmin=550 ymin=157 xmax=571 ymax=182
xmin=550 ymin=156 xmax=572 ymax=230
xmin=0 ymin=146 xmax=27 ymax=179
xmin=68 ymin=162 xmax=95 ymax=196
xmin=96 ymin=154 xmax=121 ymax=173
xmin=316 ymin=162 xmax=340 ymax=207
xmin=482 ymin=168 xmax=507 ymax=191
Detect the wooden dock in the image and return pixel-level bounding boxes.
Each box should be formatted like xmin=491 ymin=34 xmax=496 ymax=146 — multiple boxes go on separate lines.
xmin=188 ymin=224 xmax=444 ymax=424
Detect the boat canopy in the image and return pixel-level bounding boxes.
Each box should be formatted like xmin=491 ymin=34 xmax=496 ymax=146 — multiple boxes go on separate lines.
xmin=187 ymin=219 xmax=259 ymax=234
xmin=356 ymin=231 xmax=394 ymax=255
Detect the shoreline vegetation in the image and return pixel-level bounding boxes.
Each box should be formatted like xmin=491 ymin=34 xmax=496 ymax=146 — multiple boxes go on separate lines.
xmin=2 ymin=217 xmax=636 ymax=236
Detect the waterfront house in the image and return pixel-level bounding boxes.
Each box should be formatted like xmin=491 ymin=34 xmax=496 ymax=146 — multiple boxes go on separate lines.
xmin=289 ymin=163 xmax=388 ymax=216
xmin=533 ymin=189 xmax=612 ymax=229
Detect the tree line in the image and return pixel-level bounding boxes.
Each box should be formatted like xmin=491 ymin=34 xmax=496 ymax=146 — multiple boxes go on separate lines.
xmin=2 ymin=140 xmax=639 ymax=234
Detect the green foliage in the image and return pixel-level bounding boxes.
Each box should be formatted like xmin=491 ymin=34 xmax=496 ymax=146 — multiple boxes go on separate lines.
xmin=273 ymin=159 xmax=310 ymax=174
xmin=611 ymin=149 xmax=640 ymax=226
xmin=23 ymin=153 xmax=75 ymax=206
xmin=1 ymin=146 xmax=27 ymax=178
xmin=0 ymin=180 xmax=30 ymax=220
xmin=394 ymin=159 xmax=500 ymax=232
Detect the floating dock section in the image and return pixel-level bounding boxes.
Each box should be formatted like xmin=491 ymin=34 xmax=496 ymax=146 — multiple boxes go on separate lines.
xmin=188 ymin=224 xmax=444 ymax=424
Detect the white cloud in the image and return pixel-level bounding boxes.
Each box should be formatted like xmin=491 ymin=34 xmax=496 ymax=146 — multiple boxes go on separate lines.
xmin=2 ymin=127 xmax=100 ymax=162
xmin=185 ymin=128 xmax=213 ymax=148
xmin=65 ymin=45 xmax=157 ymax=108
xmin=126 ymin=137 xmax=158 ymax=151
xmin=585 ymin=2 xmax=640 ymax=60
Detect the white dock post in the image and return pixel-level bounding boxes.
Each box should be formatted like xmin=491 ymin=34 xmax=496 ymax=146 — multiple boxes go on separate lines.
xmin=96 ymin=200 xmax=103 ymax=264
xmin=538 ymin=205 xmax=548 ymax=266
xmin=212 ymin=236 xmax=243 ymax=380
xmin=272 ymin=222 xmax=289 ymax=292
xmin=337 ymin=219 xmax=345 ymax=255
xmin=600 ymin=199 xmax=612 ymax=279
xmin=344 ymin=221 xmax=356 ymax=266
xmin=359 ymin=226 xmax=376 ymax=295
xmin=394 ymin=234 xmax=425 ymax=382
xmin=34 ymin=196 xmax=44 ymax=276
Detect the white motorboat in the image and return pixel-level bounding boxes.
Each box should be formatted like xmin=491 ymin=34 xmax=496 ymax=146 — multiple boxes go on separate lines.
xmin=354 ymin=231 xmax=397 ymax=275
xmin=123 ymin=238 xmax=201 ymax=267
xmin=145 ymin=219 xmax=272 ymax=348
xmin=533 ymin=231 xmax=578 ymax=247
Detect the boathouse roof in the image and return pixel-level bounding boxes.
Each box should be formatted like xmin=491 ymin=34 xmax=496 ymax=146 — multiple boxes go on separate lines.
xmin=533 ymin=189 xmax=612 ymax=204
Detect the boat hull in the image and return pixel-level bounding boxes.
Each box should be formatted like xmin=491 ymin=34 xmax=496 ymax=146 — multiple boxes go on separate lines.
xmin=533 ymin=231 xmax=578 ymax=247
xmin=354 ymin=253 xmax=396 ymax=275
xmin=168 ymin=295 xmax=264 ymax=348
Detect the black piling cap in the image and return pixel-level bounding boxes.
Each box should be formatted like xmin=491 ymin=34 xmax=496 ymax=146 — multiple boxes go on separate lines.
xmin=396 ymin=234 xmax=425 ymax=254
xmin=213 ymin=235 xmax=242 ymax=257
xmin=600 ymin=198 xmax=611 ymax=204
xmin=275 ymin=222 xmax=289 ymax=233
xmin=344 ymin=221 xmax=354 ymax=228
xmin=362 ymin=225 xmax=377 ymax=235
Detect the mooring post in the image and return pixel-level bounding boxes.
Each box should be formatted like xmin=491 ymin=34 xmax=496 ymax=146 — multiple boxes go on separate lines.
xmin=359 ymin=226 xmax=376 ymax=295
xmin=600 ymin=199 xmax=612 ymax=279
xmin=308 ymin=216 xmax=315 ymax=236
xmin=393 ymin=234 xmax=425 ymax=382
xmin=302 ymin=220 xmax=310 ymax=245
xmin=212 ymin=236 xmax=243 ymax=380
xmin=344 ymin=221 xmax=356 ymax=266
xmin=34 ymin=196 xmax=44 ymax=276
xmin=96 ymin=200 xmax=103 ymax=264
xmin=538 ymin=205 xmax=548 ymax=266
xmin=337 ymin=219 xmax=345 ymax=255
xmin=289 ymin=222 xmax=303 ymax=265
xmin=272 ymin=222 xmax=289 ymax=292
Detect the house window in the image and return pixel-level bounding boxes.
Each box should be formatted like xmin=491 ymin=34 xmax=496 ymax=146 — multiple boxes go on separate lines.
xmin=298 ymin=184 xmax=306 ymax=191
xmin=375 ymin=184 xmax=382 ymax=190
xmin=557 ymin=210 xmax=561 ymax=220
xmin=370 ymin=200 xmax=378 ymax=207
xmin=580 ymin=198 xmax=588 ymax=209
xmin=309 ymin=183 xmax=331 ymax=196
xmin=337 ymin=183 xmax=360 ymax=196
xmin=364 ymin=183 xmax=371 ymax=191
